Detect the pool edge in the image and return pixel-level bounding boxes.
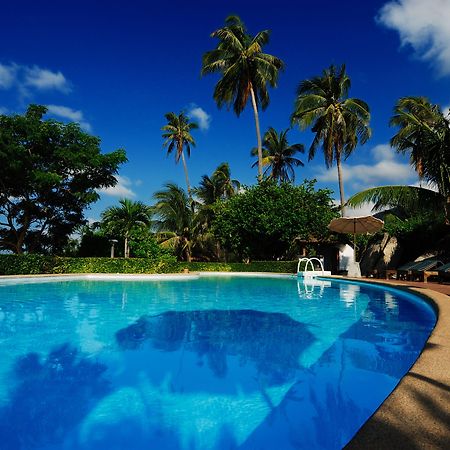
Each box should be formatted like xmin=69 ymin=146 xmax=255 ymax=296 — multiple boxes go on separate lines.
xmin=338 ymin=277 xmax=450 ymax=450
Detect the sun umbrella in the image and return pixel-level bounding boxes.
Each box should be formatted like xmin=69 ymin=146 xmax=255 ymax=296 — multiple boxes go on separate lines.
xmin=328 ymin=215 xmax=384 ymax=259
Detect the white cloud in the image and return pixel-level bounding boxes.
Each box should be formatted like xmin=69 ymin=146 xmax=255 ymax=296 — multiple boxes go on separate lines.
xmin=24 ymin=66 xmax=71 ymax=92
xmin=0 ymin=62 xmax=71 ymax=96
xmin=377 ymin=0 xmax=450 ymax=75
xmin=99 ymin=175 xmax=136 ymax=198
xmin=314 ymin=144 xmax=418 ymax=187
xmin=0 ymin=63 xmax=16 ymax=89
xmin=46 ymin=104 xmax=92 ymax=132
xmin=346 ymin=203 xmax=378 ymax=217
xmin=188 ymin=104 xmax=211 ymax=131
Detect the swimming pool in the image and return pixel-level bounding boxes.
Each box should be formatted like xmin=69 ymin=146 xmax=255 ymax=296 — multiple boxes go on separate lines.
xmin=0 ymin=274 xmax=436 ymax=449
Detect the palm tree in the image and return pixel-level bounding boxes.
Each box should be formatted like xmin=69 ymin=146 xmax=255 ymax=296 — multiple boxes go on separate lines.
xmin=291 ymin=64 xmax=371 ymax=215
xmin=201 ymin=15 xmax=284 ymax=181
xmin=195 ymin=162 xmax=240 ymax=205
xmin=251 ymin=127 xmax=304 ymax=183
xmin=152 ymin=183 xmax=197 ymax=262
xmin=101 ymin=199 xmax=152 ymax=258
xmin=347 ymin=96 xmax=450 ymax=223
xmin=161 ymin=112 xmax=198 ymax=195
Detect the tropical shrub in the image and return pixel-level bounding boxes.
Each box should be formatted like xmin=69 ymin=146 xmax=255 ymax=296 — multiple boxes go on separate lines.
xmin=0 ymin=255 xmax=298 ymax=275
xmin=212 ymin=180 xmax=338 ymax=260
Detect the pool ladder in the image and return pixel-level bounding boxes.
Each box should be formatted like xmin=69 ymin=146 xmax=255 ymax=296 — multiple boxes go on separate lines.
xmin=297 ymin=257 xmax=330 ymax=278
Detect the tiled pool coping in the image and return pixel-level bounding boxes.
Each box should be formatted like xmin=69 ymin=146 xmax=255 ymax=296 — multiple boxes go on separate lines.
xmin=1 ymin=272 xmax=448 ymax=448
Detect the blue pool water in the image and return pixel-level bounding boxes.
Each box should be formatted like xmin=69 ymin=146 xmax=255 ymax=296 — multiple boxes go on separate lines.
xmin=0 ymin=275 xmax=436 ymax=450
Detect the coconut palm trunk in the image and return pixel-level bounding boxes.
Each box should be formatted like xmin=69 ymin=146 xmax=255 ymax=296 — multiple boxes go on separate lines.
xmin=180 ymin=149 xmax=191 ymax=196
xmin=250 ymin=85 xmax=263 ymax=181
xmin=336 ymin=154 xmax=346 ymax=216
xmin=124 ymin=235 xmax=129 ymax=258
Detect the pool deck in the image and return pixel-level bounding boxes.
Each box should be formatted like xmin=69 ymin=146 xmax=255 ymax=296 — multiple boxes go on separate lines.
xmin=342 ymin=277 xmax=450 ymax=450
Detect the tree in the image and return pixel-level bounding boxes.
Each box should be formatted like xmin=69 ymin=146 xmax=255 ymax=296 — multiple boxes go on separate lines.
xmin=161 ymin=112 xmax=198 ymax=195
xmin=101 ymin=199 xmax=152 ymax=258
xmin=291 ymin=64 xmax=371 ymax=215
xmin=152 ymin=183 xmax=198 ymax=262
xmin=347 ymin=97 xmax=450 ymax=224
xmin=212 ymin=180 xmax=338 ymax=260
xmin=195 ymin=162 xmax=240 ymax=205
xmin=251 ymin=127 xmax=304 ymax=183
xmin=201 ymin=15 xmax=284 ymax=181
xmin=0 ymin=105 xmax=127 ymax=254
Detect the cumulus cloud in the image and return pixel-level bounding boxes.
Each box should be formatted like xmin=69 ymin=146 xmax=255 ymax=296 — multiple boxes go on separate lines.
xmin=99 ymin=175 xmax=136 ymax=198
xmin=24 ymin=66 xmax=71 ymax=92
xmin=188 ymin=104 xmax=211 ymax=131
xmin=0 ymin=62 xmax=71 ymax=95
xmin=377 ymin=0 xmax=450 ymax=75
xmin=0 ymin=63 xmax=16 ymax=89
xmin=46 ymin=104 xmax=92 ymax=132
xmin=314 ymin=144 xmax=418 ymax=187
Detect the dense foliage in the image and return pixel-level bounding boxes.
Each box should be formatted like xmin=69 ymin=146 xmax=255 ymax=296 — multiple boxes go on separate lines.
xmin=0 ymin=255 xmax=297 ymax=275
xmin=212 ymin=180 xmax=338 ymax=260
xmin=0 ymin=105 xmax=127 ymax=254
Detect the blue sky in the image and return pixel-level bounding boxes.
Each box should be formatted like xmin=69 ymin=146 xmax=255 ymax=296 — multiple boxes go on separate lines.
xmin=1 ymin=0 xmax=450 ymax=219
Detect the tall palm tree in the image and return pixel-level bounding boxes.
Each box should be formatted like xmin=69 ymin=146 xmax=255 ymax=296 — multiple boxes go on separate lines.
xmin=152 ymin=183 xmax=197 ymax=262
xmin=291 ymin=64 xmax=371 ymax=215
xmin=161 ymin=112 xmax=198 ymax=195
xmin=347 ymin=96 xmax=450 ymax=223
xmin=195 ymin=162 xmax=240 ymax=205
xmin=201 ymin=15 xmax=284 ymax=181
xmin=251 ymin=127 xmax=304 ymax=183
xmin=101 ymin=199 xmax=152 ymax=258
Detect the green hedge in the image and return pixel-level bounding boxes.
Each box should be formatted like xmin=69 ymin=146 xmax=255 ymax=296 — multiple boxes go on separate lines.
xmin=0 ymin=255 xmax=298 ymax=276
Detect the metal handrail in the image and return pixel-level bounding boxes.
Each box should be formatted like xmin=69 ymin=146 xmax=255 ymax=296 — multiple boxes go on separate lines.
xmin=297 ymin=257 xmax=325 ymax=275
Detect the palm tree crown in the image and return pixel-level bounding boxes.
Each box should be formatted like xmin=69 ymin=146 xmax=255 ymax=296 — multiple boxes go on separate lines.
xmin=251 ymin=127 xmax=304 ymax=183
xmin=390 ymin=97 xmax=450 ymax=197
xmin=201 ymin=15 xmax=284 ymax=181
xmin=348 ymin=96 xmax=450 ymax=223
xmin=291 ymin=64 xmax=371 ymax=215
xmin=195 ymin=162 xmax=240 ymax=205
xmin=101 ymin=199 xmax=152 ymax=258
xmin=152 ymin=183 xmax=196 ymax=261
xmin=161 ymin=112 xmax=198 ymax=195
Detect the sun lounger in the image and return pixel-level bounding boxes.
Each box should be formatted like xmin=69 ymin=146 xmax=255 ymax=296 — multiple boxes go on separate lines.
xmin=385 ymin=261 xmax=419 ymax=280
xmin=436 ymin=262 xmax=450 ymax=282
xmin=409 ymin=259 xmax=444 ymax=283
xmin=385 ymin=258 xmax=443 ymax=282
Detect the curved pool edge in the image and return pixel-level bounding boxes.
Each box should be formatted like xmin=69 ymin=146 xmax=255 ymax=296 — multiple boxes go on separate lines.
xmin=0 ymin=272 xmax=448 ymax=448
xmin=335 ymin=277 xmax=450 ymax=450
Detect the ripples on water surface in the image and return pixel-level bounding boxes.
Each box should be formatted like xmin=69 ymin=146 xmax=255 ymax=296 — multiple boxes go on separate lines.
xmin=0 ymin=275 xmax=435 ymax=449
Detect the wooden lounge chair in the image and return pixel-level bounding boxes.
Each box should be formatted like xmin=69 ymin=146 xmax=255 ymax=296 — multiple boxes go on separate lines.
xmin=385 ymin=261 xmax=419 ymax=280
xmin=437 ymin=262 xmax=450 ymax=282
xmin=409 ymin=259 xmax=444 ymax=283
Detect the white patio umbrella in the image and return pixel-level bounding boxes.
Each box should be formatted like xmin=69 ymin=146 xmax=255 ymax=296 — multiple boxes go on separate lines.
xmin=328 ymin=215 xmax=384 ymax=260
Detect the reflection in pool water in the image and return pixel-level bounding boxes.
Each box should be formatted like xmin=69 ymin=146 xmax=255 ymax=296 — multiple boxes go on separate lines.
xmin=0 ymin=276 xmax=435 ymax=449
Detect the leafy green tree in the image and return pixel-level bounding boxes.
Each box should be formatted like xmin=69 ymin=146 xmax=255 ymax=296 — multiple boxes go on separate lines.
xmin=251 ymin=127 xmax=304 ymax=183
xmin=128 ymin=227 xmax=172 ymax=259
xmin=152 ymin=183 xmax=198 ymax=262
xmin=161 ymin=112 xmax=198 ymax=195
xmin=0 ymin=105 xmax=127 ymax=254
xmin=101 ymin=199 xmax=152 ymax=258
xmin=347 ymin=97 xmax=450 ymax=223
xmin=291 ymin=64 xmax=371 ymax=215
xmin=201 ymin=15 xmax=284 ymax=181
xmin=212 ymin=180 xmax=338 ymax=260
